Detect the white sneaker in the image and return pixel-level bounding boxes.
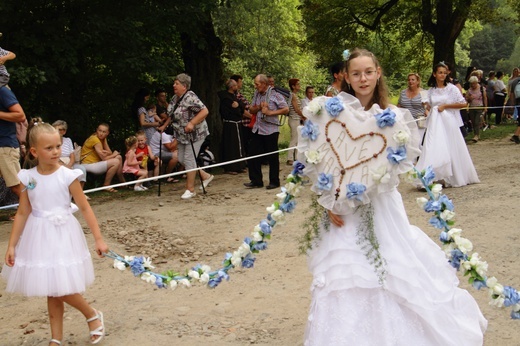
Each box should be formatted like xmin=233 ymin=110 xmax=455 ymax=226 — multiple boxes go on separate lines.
xmin=181 ymin=190 xmax=196 ymax=199
xmin=134 ymin=185 xmax=146 ymax=191
xmin=200 ymin=174 xmax=214 ymax=190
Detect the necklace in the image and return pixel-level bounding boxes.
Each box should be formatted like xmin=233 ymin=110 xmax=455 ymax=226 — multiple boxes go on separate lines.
xmin=324 ymin=119 xmax=387 ymax=199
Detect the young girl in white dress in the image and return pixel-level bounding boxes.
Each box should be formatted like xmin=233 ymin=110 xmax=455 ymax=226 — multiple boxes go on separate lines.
xmin=2 ymin=122 xmax=108 ymax=345
xmin=302 ymin=49 xmax=486 ymax=345
xmin=415 ymin=62 xmax=480 ymax=187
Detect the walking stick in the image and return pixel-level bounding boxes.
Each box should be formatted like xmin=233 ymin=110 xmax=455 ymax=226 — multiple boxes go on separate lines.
xmin=190 ymin=133 xmax=206 ymax=194
xmin=158 ymin=131 xmax=162 ymax=196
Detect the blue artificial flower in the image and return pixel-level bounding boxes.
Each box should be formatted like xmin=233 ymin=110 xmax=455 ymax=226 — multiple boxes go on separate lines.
xmin=242 ymin=254 xmax=256 ymax=268
xmin=449 ymin=249 xmax=467 ymax=270
xmin=342 ymin=49 xmax=350 ymax=61
xmin=316 ymin=173 xmax=333 ymax=191
xmin=259 ymin=220 xmax=272 ymax=235
xmin=386 ymin=146 xmax=407 ymax=165
xmin=511 ymin=310 xmax=520 ymax=320
xmin=325 ymin=97 xmax=344 ymax=118
xmin=375 ymin=108 xmax=396 ymax=128
xmin=422 ymin=166 xmax=436 ymax=186
xmin=301 ymin=120 xmax=320 ymax=141
xmin=244 ymin=237 xmax=252 ymax=245
xmin=438 ymin=195 xmax=454 ymax=211
xmin=439 ymin=231 xmax=450 ymax=243
xmin=155 ymin=276 xmax=166 ymax=289
xmin=252 ymin=241 xmax=268 ymax=251
xmin=429 ymin=216 xmax=444 ymax=229
xmin=346 ymin=182 xmax=366 ymax=201
xmin=208 ymin=276 xmax=222 ymax=288
xmin=218 ymin=270 xmax=230 ymax=281
xmin=130 ymin=257 xmax=145 ymax=277
xmin=280 ymin=200 xmax=296 ymax=213
xmin=292 ymin=161 xmax=305 ymax=176
xmin=424 ymin=200 xmax=442 ymax=213
xmin=503 ymin=286 xmax=520 ymax=307
xmin=472 ymin=280 xmax=487 ymax=290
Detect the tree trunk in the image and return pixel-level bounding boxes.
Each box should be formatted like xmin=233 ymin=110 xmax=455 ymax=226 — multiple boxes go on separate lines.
xmin=180 ymin=13 xmax=224 ymax=162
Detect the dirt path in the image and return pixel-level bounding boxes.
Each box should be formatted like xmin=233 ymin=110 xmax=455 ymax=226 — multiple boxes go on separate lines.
xmin=1 ymin=137 xmax=520 ymax=345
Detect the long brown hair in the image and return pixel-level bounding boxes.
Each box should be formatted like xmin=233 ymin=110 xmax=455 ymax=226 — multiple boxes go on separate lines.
xmin=341 ymin=48 xmax=390 ymax=109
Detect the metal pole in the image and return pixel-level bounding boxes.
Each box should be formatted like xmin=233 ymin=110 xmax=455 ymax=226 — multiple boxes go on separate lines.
xmin=157 ymin=131 xmax=162 ymax=196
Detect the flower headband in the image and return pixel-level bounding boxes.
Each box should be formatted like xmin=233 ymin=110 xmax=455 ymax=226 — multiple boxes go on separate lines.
xmin=342 ymin=49 xmax=350 ymax=61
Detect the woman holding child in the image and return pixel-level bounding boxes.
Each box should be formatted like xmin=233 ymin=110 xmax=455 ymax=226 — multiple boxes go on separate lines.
xmin=168 ymin=73 xmax=214 ymax=199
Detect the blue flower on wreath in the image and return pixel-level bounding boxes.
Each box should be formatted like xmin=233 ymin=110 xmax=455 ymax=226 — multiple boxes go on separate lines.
xmin=325 ymin=97 xmax=344 ymax=118
xmin=503 ymin=286 xmax=520 ymax=307
xmin=438 ymin=195 xmax=454 ymax=211
xmin=280 ymin=200 xmax=296 ymax=213
xmin=155 ymin=276 xmax=166 ymax=289
xmin=439 ymin=231 xmax=450 ymax=243
xmin=387 ymin=146 xmax=407 ymax=165
xmin=449 ymin=249 xmax=467 ymax=270
xmin=424 ymin=200 xmax=442 ymax=213
xmin=423 ymin=166 xmax=436 ymax=186
xmin=242 ymin=254 xmax=256 ymax=268
xmin=301 ymin=120 xmax=320 ymax=141
xmin=375 ymin=108 xmax=396 ymax=128
xmin=292 ymin=161 xmax=305 ymax=176
xmin=472 ymin=279 xmax=487 ymax=290
xmin=130 ymin=257 xmax=145 ymax=277
xmin=316 ymin=173 xmax=333 ymax=191
xmin=259 ymin=220 xmax=272 ymax=235
xmin=429 ymin=216 xmax=444 ymax=229
xmin=346 ymin=182 xmax=366 ymax=201
xmin=252 ymin=241 xmax=268 ymax=251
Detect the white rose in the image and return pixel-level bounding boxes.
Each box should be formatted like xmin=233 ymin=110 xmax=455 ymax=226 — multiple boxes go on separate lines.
xmin=251 ymin=231 xmax=263 ymax=242
xmin=286 ymin=173 xmax=294 ymax=180
xmin=431 ymin=184 xmax=443 ymax=197
xmin=271 ymin=209 xmax=286 ymax=224
xmin=405 ymin=169 xmax=417 ymax=182
xmin=307 ymin=99 xmax=322 ymax=115
xmin=442 ymin=242 xmax=456 ymax=256
xmin=447 ymin=228 xmax=462 ymax=238
xmin=200 ymin=265 xmax=211 ymax=273
xmin=440 ymin=210 xmax=455 ymax=221
xmin=231 ymin=252 xmax=242 ymax=267
xmin=489 ymin=296 xmax=505 ymax=308
xmin=200 ymin=273 xmax=210 ymax=284
xmin=392 ymin=130 xmax=410 ymax=145
xmin=188 ymin=270 xmax=200 ymax=280
xmin=141 ymin=272 xmax=156 ymax=284
xmin=178 ymin=278 xmax=191 ymax=288
xmin=475 ymin=261 xmax=488 ymax=277
xmin=305 ymin=150 xmax=321 ymax=164
xmin=454 ymin=236 xmax=473 ymax=253
xmin=285 ymin=182 xmax=302 ymax=197
xmin=124 ymin=256 xmax=135 ymax=262
xmin=461 ymin=259 xmax=472 ymax=272
xmin=266 ymin=204 xmax=277 ymax=214
xmin=238 ymin=243 xmax=251 ymax=257
xmin=113 ymin=259 xmax=126 ymax=271
xmin=371 ymin=165 xmax=391 ymax=185
xmin=486 ymin=277 xmax=498 ymax=288
xmin=416 ymin=197 xmax=428 ymax=208
xmin=143 ymin=257 xmax=155 ymax=269
xmin=486 ymin=277 xmax=504 ymax=296
xmin=513 ymin=303 xmax=520 ymax=313
xmin=169 ymin=280 xmax=178 ymax=290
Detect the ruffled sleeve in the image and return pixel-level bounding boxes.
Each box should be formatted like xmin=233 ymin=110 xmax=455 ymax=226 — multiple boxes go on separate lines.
xmin=60 ymin=166 xmax=83 ymax=186
xmin=17 ymin=169 xmax=31 ymax=187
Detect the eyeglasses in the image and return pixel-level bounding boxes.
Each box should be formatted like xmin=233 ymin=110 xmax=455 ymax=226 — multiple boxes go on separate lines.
xmin=349 ymin=70 xmax=377 ymax=81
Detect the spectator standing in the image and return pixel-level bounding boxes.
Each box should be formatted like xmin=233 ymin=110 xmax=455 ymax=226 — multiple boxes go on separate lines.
xmin=325 ymin=62 xmax=344 ymax=97
xmin=218 ymin=79 xmax=246 ymax=175
xmin=485 ymin=71 xmax=496 ymax=129
xmin=155 ymin=88 xmax=170 ymax=133
xmin=493 ymin=71 xmax=507 ymax=125
xmin=167 ymin=73 xmax=213 ymax=199
xmin=300 ymin=86 xmax=315 ymax=109
xmin=506 ymin=67 xmax=520 ymax=119
xmin=287 ymin=78 xmax=305 ymax=165
xmin=80 ymin=123 xmax=124 ymax=192
xmin=243 ymin=74 xmax=289 ymax=190
xmin=397 ymin=72 xmax=426 ymax=142
xmin=230 ymin=74 xmax=252 ymax=158
xmin=0 ymin=86 xmax=25 ymax=197
xmin=132 ymin=88 xmax=161 ymax=143
xmin=465 ymin=76 xmax=487 ymax=142
xmin=0 ymin=46 xmax=15 ymax=87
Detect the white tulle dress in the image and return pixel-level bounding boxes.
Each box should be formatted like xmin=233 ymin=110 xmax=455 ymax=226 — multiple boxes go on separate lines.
xmin=415 ymin=83 xmax=479 ymax=187
xmin=1 ymin=166 xmax=95 ymax=297
xmin=299 ymin=93 xmax=487 ymax=346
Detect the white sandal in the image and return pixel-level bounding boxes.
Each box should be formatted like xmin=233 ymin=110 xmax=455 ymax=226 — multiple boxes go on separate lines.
xmin=50 ymin=339 xmax=61 ymax=345
xmin=86 ymin=309 xmax=105 ymax=344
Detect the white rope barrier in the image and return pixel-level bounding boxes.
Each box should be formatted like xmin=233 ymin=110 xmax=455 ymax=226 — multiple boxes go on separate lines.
xmin=0 ymin=146 xmax=298 ymax=211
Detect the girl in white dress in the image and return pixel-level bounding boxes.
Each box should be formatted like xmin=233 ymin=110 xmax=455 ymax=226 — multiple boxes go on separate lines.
xmin=2 ymin=122 xmax=108 ymax=345
xmin=302 ymin=49 xmax=486 ymax=345
xmin=415 ymin=62 xmax=479 ymax=187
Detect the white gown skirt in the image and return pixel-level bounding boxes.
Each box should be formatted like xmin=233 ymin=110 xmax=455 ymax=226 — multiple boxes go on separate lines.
xmin=416 ymin=108 xmax=479 ymax=187
xmin=2 ymin=211 xmax=95 ymax=297
xmin=304 ymin=190 xmax=486 ymax=346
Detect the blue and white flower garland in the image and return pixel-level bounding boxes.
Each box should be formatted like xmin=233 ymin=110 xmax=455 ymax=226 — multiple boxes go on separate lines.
xmin=412 ymin=166 xmax=520 ymax=319
xmin=105 ymin=168 xmax=304 ymax=290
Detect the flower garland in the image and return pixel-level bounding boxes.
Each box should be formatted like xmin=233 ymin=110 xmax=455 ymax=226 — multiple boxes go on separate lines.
xmin=105 ymin=167 xmax=305 ymax=290
xmin=412 ymin=166 xmax=520 ymax=319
